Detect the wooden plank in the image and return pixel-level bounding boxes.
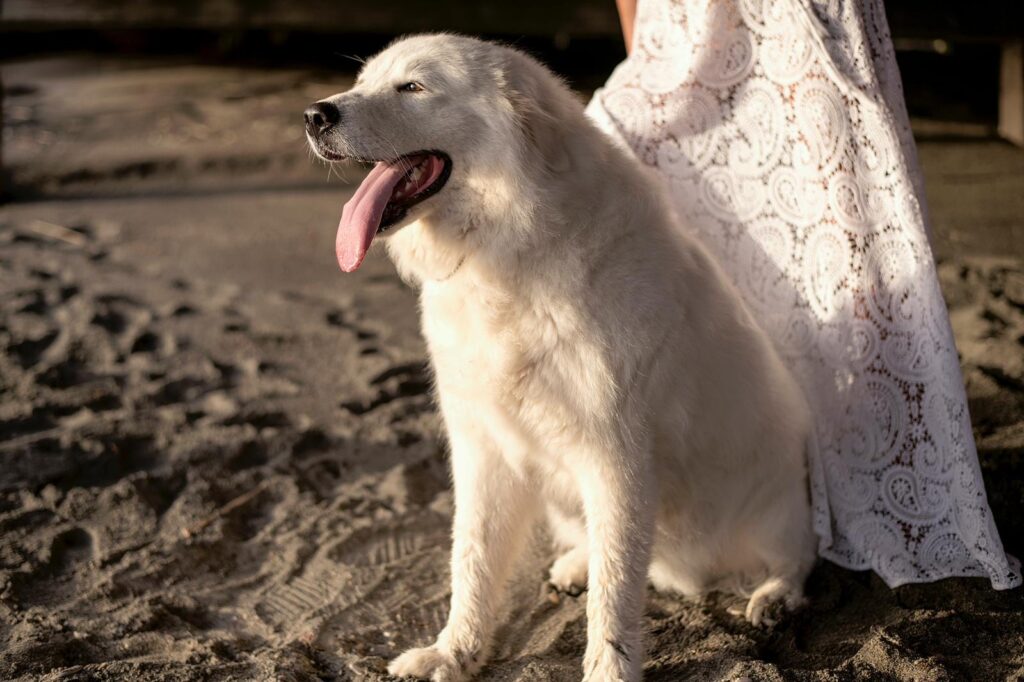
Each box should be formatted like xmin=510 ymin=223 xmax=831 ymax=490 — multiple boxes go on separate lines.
xmin=999 ymin=41 xmax=1024 ymax=146
xmin=1 ymin=72 xmax=4 ymax=202
xmin=1 ymin=0 xmax=621 ymax=38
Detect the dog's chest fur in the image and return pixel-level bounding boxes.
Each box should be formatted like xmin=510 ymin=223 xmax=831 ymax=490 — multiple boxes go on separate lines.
xmin=420 ymin=268 xmax=607 ymax=470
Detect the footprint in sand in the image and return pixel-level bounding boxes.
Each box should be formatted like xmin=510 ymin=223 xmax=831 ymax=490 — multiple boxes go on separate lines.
xmin=325 ymin=308 xmax=382 ymax=357
xmin=10 ymin=526 xmax=97 ymax=609
xmin=7 ymin=330 xmax=60 ymax=369
xmin=340 ymin=361 xmax=432 ymax=416
xmin=90 ymin=293 xmax=167 ymax=357
xmin=254 ymin=512 xmax=451 ymax=648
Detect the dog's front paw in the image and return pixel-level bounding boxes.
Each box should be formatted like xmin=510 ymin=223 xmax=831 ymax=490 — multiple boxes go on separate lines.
xmin=388 ymin=646 xmax=465 ymax=682
xmin=583 ymin=638 xmax=639 ymax=682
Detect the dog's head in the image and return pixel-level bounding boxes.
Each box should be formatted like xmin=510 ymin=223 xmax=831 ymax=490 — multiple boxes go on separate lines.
xmin=305 ymin=34 xmax=580 ymax=278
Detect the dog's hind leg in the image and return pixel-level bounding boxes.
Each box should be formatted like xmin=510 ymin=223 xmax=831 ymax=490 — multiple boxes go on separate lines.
xmin=548 ymin=546 xmax=589 ymax=597
xmin=740 ymin=493 xmax=815 ymax=626
xmin=743 ymin=573 xmax=807 ymax=626
xmin=545 ymin=504 xmax=588 ymax=596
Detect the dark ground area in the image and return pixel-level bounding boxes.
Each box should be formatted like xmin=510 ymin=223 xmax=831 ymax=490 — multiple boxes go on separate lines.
xmin=0 ymin=57 xmax=1023 ymax=681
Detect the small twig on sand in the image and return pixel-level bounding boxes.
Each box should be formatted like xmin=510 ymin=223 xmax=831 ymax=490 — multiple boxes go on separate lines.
xmin=0 ymin=408 xmax=129 ymax=452
xmin=24 ymin=220 xmax=89 ymax=247
xmin=180 ymin=480 xmax=273 ymax=539
xmin=0 ymin=427 xmax=66 ymax=452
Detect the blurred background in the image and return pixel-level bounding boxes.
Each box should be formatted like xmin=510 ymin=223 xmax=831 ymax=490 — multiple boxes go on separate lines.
xmin=2 ymin=1 xmax=1024 ymax=259
xmin=1 ymin=2 xmax=1023 ymax=680
xmin=2 ymin=0 xmax=1024 ymax=258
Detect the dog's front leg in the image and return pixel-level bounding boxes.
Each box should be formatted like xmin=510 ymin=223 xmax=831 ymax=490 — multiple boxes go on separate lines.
xmin=389 ymin=422 xmax=536 ymax=681
xmin=575 ymin=442 xmax=655 ymax=682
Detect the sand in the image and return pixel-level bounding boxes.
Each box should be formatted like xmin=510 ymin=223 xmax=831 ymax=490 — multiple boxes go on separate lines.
xmin=1 ymin=58 xmax=1023 ymax=681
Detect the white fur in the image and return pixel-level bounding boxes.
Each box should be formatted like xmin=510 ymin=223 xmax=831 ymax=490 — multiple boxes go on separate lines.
xmin=308 ymin=34 xmax=816 ymax=682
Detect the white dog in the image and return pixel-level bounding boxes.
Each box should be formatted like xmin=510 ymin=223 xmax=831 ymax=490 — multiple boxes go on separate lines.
xmin=305 ymin=34 xmax=815 ymax=682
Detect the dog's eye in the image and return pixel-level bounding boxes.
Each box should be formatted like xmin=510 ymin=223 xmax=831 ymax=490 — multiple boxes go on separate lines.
xmin=396 ymin=81 xmax=425 ymax=93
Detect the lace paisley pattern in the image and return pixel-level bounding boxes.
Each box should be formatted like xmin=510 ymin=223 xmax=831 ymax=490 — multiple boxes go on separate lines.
xmin=587 ymin=0 xmax=1021 ymax=589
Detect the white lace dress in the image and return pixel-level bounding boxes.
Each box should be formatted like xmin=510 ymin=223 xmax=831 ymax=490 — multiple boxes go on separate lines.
xmin=587 ymin=0 xmax=1021 ymax=589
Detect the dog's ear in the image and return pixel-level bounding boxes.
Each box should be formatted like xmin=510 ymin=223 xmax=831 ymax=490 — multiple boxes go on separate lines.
xmin=501 ymin=49 xmax=573 ymax=174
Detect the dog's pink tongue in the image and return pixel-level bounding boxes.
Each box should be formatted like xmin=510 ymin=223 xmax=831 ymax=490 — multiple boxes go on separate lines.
xmin=336 ymin=161 xmax=406 ymax=272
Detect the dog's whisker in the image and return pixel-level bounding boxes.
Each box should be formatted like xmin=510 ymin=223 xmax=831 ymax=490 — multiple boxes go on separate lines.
xmin=377 ymin=132 xmax=415 ymax=176
xmin=335 ymin=52 xmax=366 ymax=66
xmin=337 ymin=161 xmax=352 ymax=184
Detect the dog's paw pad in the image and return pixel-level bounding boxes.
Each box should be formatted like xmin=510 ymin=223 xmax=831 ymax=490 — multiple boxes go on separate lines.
xmin=388 ymin=646 xmax=462 ymax=681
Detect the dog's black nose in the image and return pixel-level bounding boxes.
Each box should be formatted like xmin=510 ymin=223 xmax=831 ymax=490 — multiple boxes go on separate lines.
xmin=304 ymin=101 xmax=340 ymax=135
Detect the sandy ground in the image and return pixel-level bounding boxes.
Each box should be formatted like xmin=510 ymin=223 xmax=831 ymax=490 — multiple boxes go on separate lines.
xmin=1 ymin=58 xmax=1023 ymax=681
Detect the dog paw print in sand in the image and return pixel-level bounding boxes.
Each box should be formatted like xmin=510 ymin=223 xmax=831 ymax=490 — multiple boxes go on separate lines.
xmin=7 ymin=526 xmax=97 ymax=609
xmin=340 ymin=361 xmax=433 ymax=418
xmin=325 ymin=307 xmax=382 ymax=357
xmin=90 ymin=293 xmax=178 ymax=358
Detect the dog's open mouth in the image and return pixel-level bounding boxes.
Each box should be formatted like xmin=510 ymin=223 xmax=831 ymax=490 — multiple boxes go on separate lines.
xmin=336 ymin=151 xmax=452 ymax=272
